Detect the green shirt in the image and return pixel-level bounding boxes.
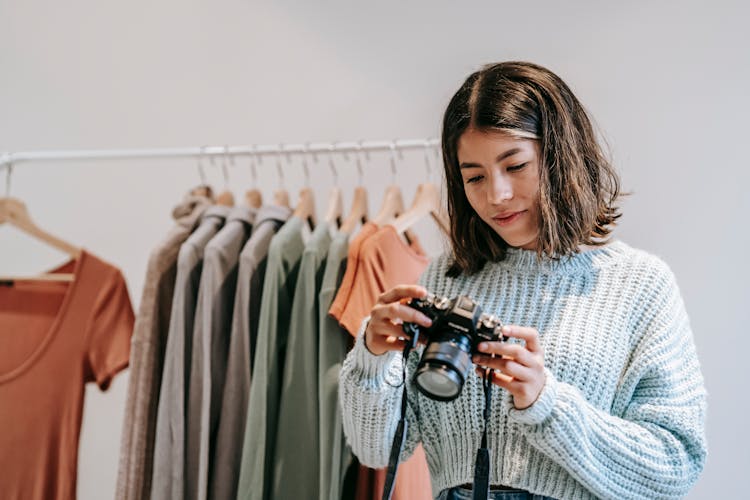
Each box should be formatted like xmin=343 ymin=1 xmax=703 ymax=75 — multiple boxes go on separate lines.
xmin=271 ymin=222 xmax=333 ymax=499
xmin=316 ymin=231 xmax=352 ymax=500
xmin=237 ymin=216 xmax=306 ymax=500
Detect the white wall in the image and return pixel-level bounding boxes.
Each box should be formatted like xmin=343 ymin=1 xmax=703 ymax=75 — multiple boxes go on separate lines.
xmin=1 ymin=1 xmax=747 ymax=498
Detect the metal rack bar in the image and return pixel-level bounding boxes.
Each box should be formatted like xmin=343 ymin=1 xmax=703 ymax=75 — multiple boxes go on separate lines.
xmin=0 ymin=138 xmax=440 ymax=168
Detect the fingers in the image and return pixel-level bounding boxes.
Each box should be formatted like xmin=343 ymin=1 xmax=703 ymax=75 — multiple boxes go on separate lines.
xmin=501 ymin=325 xmax=542 ymax=353
xmin=377 ymin=285 xmax=428 ymax=305
xmin=473 ymin=355 xmax=534 ymax=380
xmin=365 ymin=286 xmax=433 ymax=356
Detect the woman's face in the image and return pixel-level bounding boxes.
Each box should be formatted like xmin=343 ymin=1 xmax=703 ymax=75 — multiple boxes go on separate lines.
xmin=457 ymin=128 xmax=542 ymax=250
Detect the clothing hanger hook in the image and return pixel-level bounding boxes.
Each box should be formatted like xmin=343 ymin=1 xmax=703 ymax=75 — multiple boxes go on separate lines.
xmin=328 ymin=144 xmax=339 ymax=186
xmin=335 ymin=141 xmax=349 ymax=163
xmin=389 ymin=141 xmax=398 ymax=185
xmin=424 ymin=140 xmax=433 ymax=182
xmin=275 ymin=144 xmax=286 ymax=189
xmin=248 ymin=144 xmax=259 ymax=187
xmin=196 ymin=146 xmax=208 ymax=187
xmin=355 ymin=141 xmax=365 ymax=186
xmin=4 ymin=163 xmax=13 ymax=198
xmin=222 ymin=145 xmax=232 ymax=189
xmin=301 ymin=143 xmax=311 ymax=187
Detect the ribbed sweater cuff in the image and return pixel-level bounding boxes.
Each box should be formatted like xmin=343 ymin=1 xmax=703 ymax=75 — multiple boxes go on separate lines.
xmin=507 ymin=368 xmax=558 ymax=425
xmin=352 ymin=317 xmax=402 ymax=383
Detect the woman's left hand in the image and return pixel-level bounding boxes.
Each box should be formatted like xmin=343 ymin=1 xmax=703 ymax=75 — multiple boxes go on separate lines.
xmin=472 ymin=325 xmax=546 ymax=410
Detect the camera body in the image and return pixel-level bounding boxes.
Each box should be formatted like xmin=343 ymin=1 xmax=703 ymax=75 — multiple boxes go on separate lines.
xmin=403 ymin=293 xmax=506 ymax=401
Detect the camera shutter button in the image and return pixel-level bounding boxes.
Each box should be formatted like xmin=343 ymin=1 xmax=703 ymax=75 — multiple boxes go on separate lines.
xmin=435 ymin=297 xmax=451 ymax=310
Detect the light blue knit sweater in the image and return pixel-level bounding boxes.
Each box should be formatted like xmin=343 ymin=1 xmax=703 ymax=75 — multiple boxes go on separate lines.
xmin=339 ymin=240 xmax=707 ymax=499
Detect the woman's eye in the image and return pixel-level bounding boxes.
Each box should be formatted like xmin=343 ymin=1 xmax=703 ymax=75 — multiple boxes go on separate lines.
xmin=465 ymin=175 xmax=483 ymax=184
xmin=507 ymin=162 xmax=528 ymax=172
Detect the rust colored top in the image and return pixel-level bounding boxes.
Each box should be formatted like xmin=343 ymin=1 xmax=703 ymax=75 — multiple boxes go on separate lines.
xmin=328 ymin=222 xmax=380 ymax=321
xmin=337 ymin=225 xmax=429 ymax=336
xmin=0 ymin=250 xmax=134 ymax=500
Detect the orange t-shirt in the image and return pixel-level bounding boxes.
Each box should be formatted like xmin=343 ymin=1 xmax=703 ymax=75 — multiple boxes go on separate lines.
xmin=328 ymin=221 xmax=380 ymax=321
xmin=338 ymin=225 xmax=429 ymax=336
xmin=335 ymin=225 xmax=432 ymax=500
xmin=0 ymin=250 xmax=134 ymax=500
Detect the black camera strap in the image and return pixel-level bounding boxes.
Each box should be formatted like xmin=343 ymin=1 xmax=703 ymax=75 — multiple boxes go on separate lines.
xmin=382 ymin=328 xmax=419 ymax=500
xmin=473 ymin=368 xmax=493 ymax=500
xmin=381 ymin=329 xmax=494 ymax=500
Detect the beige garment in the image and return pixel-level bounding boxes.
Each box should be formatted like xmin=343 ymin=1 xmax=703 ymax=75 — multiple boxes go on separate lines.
xmin=116 ymin=193 xmax=211 ymax=500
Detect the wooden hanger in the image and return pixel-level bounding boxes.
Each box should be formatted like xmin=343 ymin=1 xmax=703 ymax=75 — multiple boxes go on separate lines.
xmin=390 ymin=182 xmax=450 ymax=236
xmin=339 ymin=186 xmax=369 ymax=235
xmin=325 ymin=186 xmax=343 ymax=229
xmin=293 ymin=187 xmax=316 ymax=230
xmin=373 ymin=184 xmax=405 ymax=227
xmin=273 ymin=189 xmax=290 ymax=208
xmin=244 ymin=189 xmax=263 ymax=208
xmin=215 ymin=190 xmax=235 ymax=206
xmin=0 ymin=197 xmax=80 ymax=282
xmin=244 ymin=148 xmax=263 ymax=208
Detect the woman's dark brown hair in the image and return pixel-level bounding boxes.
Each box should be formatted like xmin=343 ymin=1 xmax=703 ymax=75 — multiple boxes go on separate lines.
xmin=442 ymin=61 xmax=623 ymax=277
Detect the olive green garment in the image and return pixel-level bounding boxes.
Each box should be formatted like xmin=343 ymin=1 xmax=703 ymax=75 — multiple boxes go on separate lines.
xmin=271 ymin=222 xmax=332 ymax=499
xmin=316 ymin=231 xmax=353 ymax=500
xmin=236 ymin=215 xmax=306 ymax=500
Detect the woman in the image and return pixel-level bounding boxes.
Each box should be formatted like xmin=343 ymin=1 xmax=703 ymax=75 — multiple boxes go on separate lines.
xmin=339 ymin=61 xmax=707 ymax=499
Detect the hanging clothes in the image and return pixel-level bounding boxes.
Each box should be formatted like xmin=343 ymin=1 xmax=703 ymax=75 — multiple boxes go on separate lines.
xmin=328 ymin=222 xmax=379 ymax=321
xmin=236 ymin=215 xmax=307 ymax=500
xmin=187 ymin=206 xmax=256 ymax=500
xmin=333 ymin=224 xmax=433 ymax=500
xmin=210 ymin=205 xmax=291 ymax=500
xmin=272 ymin=221 xmax=333 ymax=499
xmin=151 ymin=205 xmax=229 ymax=500
xmin=317 ymin=230 xmax=354 ymax=500
xmin=116 ymin=192 xmax=211 ymax=500
xmin=0 ymin=251 xmax=134 ymax=500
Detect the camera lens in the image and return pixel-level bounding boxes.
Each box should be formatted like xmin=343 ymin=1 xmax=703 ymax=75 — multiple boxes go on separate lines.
xmin=414 ymin=337 xmax=472 ymax=401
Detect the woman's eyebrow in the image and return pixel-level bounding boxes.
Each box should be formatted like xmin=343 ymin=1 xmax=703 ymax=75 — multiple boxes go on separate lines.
xmin=459 ymin=147 xmax=524 ymax=169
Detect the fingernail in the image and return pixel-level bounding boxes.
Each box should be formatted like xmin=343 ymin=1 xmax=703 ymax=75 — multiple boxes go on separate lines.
xmin=502 ymin=325 xmax=511 ymax=334
xmin=478 ymin=342 xmax=488 ymax=352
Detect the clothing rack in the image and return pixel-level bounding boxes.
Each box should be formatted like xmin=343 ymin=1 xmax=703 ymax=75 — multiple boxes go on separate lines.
xmin=0 ymin=139 xmax=440 ymax=168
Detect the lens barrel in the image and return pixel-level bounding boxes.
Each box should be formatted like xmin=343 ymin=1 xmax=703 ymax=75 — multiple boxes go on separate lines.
xmin=414 ymin=336 xmax=472 ymax=401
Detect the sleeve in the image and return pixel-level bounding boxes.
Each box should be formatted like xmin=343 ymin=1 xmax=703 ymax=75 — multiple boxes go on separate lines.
xmin=338 ymin=258 xmax=443 ymax=468
xmin=84 ymin=268 xmax=135 ymax=390
xmin=506 ymin=262 xmax=708 ymax=500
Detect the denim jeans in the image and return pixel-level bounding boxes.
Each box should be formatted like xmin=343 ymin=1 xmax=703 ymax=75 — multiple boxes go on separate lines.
xmin=435 ymin=485 xmax=556 ymax=500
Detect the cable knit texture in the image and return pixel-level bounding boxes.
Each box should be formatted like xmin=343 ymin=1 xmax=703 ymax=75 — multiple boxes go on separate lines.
xmin=339 ymin=240 xmax=707 ymax=499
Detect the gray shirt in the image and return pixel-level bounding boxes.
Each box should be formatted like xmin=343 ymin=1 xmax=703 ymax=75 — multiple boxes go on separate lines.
xmin=271 ymin=222 xmax=333 ymax=499
xmin=116 ymin=193 xmax=210 ymax=500
xmin=208 ymin=205 xmax=291 ymax=500
xmin=316 ymin=231 xmax=353 ymax=500
xmin=236 ymin=216 xmax=306 ymax=500
xmin=151 ymin=205 xmax=228 ymax=500
xmin=186 ymin=206 xmax=256 ymax=500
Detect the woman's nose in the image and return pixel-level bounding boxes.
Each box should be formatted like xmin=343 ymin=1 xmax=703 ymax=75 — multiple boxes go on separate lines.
xmin=488 ymin=175 xmax=513 ymax=204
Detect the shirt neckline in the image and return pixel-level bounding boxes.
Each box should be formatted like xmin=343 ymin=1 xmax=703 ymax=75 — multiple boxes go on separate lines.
xmin=0 ymin=250 xmax=86 ymax=383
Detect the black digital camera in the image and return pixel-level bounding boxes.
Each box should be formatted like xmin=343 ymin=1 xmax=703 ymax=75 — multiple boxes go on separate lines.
xmin=403 ymin=293 xmax=507 ymax=401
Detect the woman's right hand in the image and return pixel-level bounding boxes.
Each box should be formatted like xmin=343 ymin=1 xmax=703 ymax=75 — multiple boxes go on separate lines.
xmin=364 ymin=284 xmax=433 ymax=356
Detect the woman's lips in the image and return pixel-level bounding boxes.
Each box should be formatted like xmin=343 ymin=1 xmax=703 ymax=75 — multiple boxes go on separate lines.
xmin=493 ymin=211 xmax=525 ymax=226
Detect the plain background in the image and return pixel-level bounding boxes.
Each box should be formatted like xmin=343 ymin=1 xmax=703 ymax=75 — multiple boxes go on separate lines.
xmin=1 ymin=1 xmax=747 ymax=498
